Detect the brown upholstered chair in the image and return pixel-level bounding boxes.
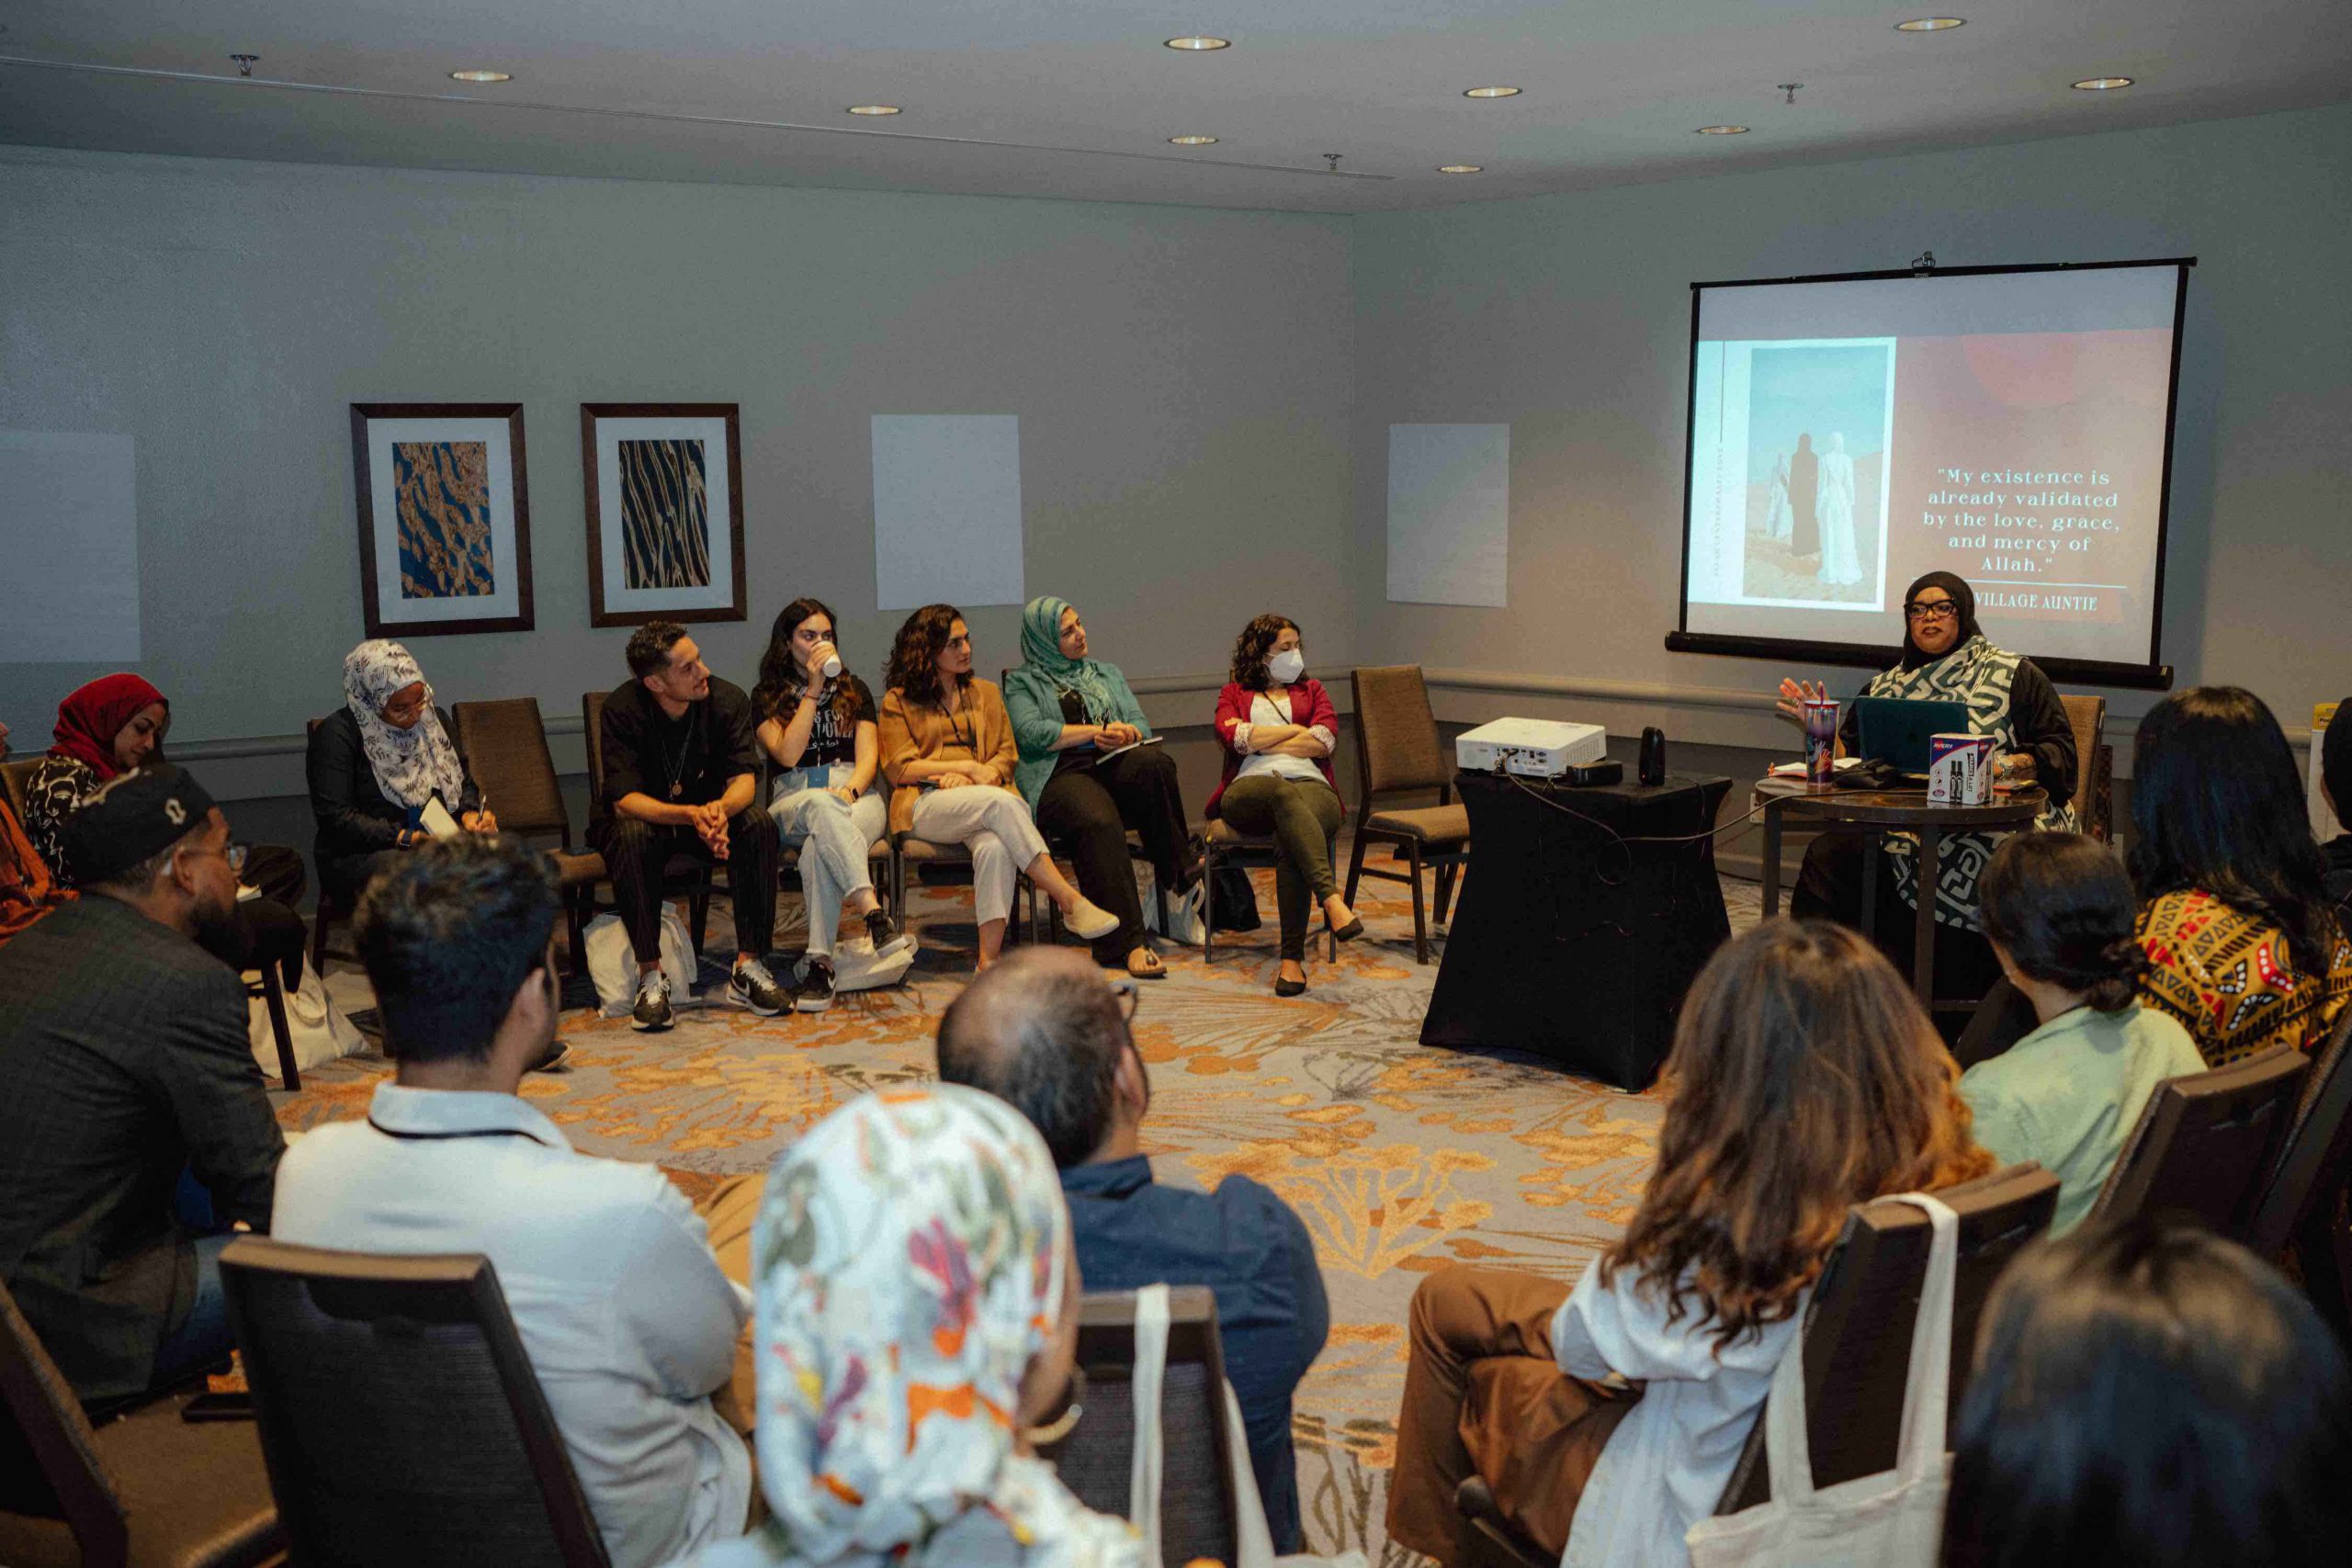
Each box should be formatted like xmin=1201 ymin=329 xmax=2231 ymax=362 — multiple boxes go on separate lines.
xmin=220 ymin=1238 xmax=610 ymax=1568
xmin=1345 ymin=666 xmax=1469 ymax=964
xmin=2248 ymin=1011 xmax=2352 ymax=1284
xmin=300 ymin=716 xmax=356 ymax=975
xmin=1035 ymin=1287 xmax=1240 ymax=1568
xmin=1 ymin=756 xmax=39 ymax=821
xmin=450 ymin=699 xmax=605 ymax=978
xmin=1454 ymin=1163 xmax=2062 ymax=1566
xmin=2057 ymin=693 xmax=2111 ymax=840
xmin=0 ymin=1275 xmax=284 ymax=1568
xmin=2086 ymin=1045 xmax=2309 ymax=1240
xmin=582 ymin=691 xmax=717 ymax=956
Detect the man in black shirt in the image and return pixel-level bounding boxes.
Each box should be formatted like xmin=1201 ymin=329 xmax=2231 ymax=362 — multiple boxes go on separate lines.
xmin=593 ymin=621 xmax=784 ymax=1029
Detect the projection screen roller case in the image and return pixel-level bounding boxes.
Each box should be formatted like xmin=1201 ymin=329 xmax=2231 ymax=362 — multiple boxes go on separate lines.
xmin=1667 ymin=259 xmax=2191 ymax=690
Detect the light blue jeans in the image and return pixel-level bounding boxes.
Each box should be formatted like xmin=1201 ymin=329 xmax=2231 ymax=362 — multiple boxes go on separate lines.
xmin=770 ymin=783 xmax=888 ymax=957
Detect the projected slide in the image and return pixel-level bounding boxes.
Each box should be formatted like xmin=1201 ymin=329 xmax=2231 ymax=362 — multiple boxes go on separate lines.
xmin=1678 ymin=263 xmax=2186 ymax=680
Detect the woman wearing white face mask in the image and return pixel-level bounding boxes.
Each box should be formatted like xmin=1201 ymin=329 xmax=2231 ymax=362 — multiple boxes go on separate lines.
xmin=1207 ymin=615 xmax=1361 ymax=997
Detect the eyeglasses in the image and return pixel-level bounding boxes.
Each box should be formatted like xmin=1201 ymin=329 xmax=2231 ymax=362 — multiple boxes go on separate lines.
xmin=187 ymin=841 xmax=249 ymax=875
xmin=1903 ymin=601 xmax=1961 ymax=621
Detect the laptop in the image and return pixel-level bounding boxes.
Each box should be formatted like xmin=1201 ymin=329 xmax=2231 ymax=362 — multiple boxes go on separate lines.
xmin=1852 ymin=697 xmax=1973 ymax=777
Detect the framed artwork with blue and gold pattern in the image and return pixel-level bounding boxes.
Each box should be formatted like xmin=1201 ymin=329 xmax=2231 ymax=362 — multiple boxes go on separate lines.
xmin=581 ymin=402 xmax=747 ymax=627
xmin=349 ymin=401 xmax=534 ymax=637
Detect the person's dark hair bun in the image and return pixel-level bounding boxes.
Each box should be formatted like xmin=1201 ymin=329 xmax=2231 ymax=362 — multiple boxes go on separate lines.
xmin=1980 ymin=832 xmax=2145 ymax=1013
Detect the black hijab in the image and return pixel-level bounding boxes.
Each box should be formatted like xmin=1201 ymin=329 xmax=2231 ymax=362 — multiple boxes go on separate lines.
xmin=1899 ymin=570 xmax=1982 ymax=671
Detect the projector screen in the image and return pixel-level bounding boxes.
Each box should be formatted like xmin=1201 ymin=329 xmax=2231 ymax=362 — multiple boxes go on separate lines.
xmin=1668 ymin=260 xmax=2189 ymax=689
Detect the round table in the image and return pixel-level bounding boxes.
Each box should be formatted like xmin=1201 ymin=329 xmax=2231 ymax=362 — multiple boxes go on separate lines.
xmin=1757 ymin=779 xmax=2049 ymax=1009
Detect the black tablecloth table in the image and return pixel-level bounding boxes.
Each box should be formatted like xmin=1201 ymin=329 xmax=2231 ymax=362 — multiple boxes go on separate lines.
xmin=1421 ymin=770 xmax=1732 ymax=1089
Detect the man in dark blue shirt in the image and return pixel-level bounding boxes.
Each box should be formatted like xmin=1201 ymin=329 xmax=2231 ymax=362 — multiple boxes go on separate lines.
xmin=938 ymin=948 xmax=1329 ymax=1552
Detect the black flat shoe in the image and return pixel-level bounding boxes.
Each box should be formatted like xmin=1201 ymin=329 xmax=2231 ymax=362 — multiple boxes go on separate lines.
xmin=1274 ymin=976 xmax=1307 ymax=998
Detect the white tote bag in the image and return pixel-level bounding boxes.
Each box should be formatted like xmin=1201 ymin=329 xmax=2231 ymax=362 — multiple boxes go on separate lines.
xmin=583 ymin=907 xmax=700 ymax=1016
xmin=245 ymin=957 xmax=368 ymax=1082
xmin=1125 ymin=1284 xmax=1366 ymax=1568
xmin=1135 ymin=865 xmax=1208 ymax=947
xmin=1683 ymin=1191 xmax=1959 ymax=1568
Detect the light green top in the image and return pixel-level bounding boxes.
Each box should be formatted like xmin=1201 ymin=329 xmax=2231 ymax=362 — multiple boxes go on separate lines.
xmin=1959 ymin=999 xmax=2206 ymax=1235
xmin=1001 ymin=658 xmax=1152 ymax=810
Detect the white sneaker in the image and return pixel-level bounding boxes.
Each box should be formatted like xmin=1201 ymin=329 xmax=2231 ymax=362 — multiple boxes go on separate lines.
xmin=630 ymin=971 xmax=674 ymax=1032
xmin=1065 ymin=898 xmax=1121 ymax=942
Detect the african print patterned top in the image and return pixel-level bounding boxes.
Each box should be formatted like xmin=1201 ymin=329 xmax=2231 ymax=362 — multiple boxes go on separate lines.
xmin=1860 ymin=635 xmax=2077 ymax=932
xmin=2136 ymin=889 xmax=2352 ymax=1066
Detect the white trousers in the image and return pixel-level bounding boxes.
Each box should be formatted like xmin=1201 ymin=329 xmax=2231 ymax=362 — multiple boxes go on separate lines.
xmin=769 ymin=787 xmax=888 ymax=957
xmin=908 ymin=785 xmax=1048 ymax=927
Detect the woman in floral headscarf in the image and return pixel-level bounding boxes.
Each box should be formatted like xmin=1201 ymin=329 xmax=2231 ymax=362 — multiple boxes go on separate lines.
xmin=307 ymin=640 xmax=493 ymax=908
xmin=678 ymin=1084 xmax=1141 ymax=1568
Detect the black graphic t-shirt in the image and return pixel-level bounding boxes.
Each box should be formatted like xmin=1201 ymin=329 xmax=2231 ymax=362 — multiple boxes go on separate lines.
xmin=797 ymin=674 xmax=877 ymax=771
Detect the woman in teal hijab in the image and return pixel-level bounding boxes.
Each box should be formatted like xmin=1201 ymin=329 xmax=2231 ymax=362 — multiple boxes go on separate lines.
xmin=1004 ymin=596 xmax=1199 ymax=977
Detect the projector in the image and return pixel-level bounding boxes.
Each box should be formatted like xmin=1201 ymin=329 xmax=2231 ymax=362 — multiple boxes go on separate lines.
xmin=1455 ymin=717 xmax=1608 ymax=778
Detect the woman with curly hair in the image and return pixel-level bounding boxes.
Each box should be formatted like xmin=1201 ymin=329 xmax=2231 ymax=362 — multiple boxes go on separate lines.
xmin=1385 ymin=919 xmax=1993 ymax=1568
xmin=1207 ymin=614 xmax=1360 ymax=997
xmin=877 ymin=604 xmax=1117 ymax=971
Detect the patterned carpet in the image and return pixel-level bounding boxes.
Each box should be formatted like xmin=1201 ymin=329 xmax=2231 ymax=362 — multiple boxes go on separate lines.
xmin=280 ymin=862 xmax=1766 ymax=1564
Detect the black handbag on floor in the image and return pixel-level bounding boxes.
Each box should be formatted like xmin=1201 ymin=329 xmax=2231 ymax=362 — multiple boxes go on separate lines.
xmin=1209 ymin=865 xmax=1261 ymax=931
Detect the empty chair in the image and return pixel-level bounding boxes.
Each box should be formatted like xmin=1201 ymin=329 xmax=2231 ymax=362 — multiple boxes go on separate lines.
xmin=2248 ymin=1012 xmax=2352 ymax=1335
xmin=2086 ymin=1045 xmax=2310 ymax=1240
xmin=450 ymin=698 xmax=605 ymax=976
xmin=1035 ymin=1286 xmax=1241 ymax=1568
xmin=1345 ymin=665 xmax=1470 ymax=964
xmin=0 ymin=1274 xmax=284 ymax=1568
xmin=219 ymin=1237 xmax=610 ymax=1568
xmin=1453 ymin=1163 xmax=2061 ymax=1568
xmin=2057 ymin=692 xmax=2112 ymax=840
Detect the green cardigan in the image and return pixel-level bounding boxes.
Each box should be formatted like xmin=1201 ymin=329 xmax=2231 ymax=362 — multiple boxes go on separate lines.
xmin=1002 ymin=659 xmax=1153 ymax=809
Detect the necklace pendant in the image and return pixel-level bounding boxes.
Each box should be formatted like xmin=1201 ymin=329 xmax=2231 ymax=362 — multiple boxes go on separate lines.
xmin=669 ymin=782 xmax=684 ymax=799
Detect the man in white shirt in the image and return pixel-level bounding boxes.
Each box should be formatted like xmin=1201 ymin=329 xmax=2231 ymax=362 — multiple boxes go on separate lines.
xmin=272 ymin=836 xmax=761 ymax=1568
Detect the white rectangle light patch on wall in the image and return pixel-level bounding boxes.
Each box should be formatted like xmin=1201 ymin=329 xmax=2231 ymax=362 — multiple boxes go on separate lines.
xmin=0 ymin=431 xmax=141 ymax=661
xmin=1387 ymin=423 xmax=1510 ymax=607
xmin=872 ymin=414 xmax=1024 ymax=612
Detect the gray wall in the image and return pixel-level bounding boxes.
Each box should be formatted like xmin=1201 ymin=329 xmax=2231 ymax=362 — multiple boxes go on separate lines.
xmin=0 ymin=145 xmax=1355 ymax=799
xmin=1351 ymin=102 xmax=2352 ymax=765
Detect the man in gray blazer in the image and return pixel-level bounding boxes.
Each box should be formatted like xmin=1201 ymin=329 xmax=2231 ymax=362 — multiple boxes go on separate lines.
xmin=0 ymin=766 xmax=284 ymax=1406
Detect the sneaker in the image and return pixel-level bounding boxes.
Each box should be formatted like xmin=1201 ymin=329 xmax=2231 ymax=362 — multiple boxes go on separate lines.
xmin=528 ymin=1038 xmax=571 ymax=1072
xmin=793 ymin=957 xmax=837 ymax=1013
xmin=1065 ymin=898 xmax=1121 ymax=942
xmin=864 ymin=906 xmax=912 ymax=958
xmin=728 ymin=957 xmax=787 ymax=1017
xmin=630 ymin=971 xmax=674 ymax=1032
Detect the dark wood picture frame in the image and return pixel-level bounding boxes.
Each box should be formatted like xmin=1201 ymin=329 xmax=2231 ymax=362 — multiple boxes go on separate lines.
xmin=581 ymin=402 xmax=748 ymax=628
xmin=349 ymin=401 xmax=534 ymax=637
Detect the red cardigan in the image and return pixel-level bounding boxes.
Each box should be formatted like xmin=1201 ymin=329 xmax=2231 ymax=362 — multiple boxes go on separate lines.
xmin=1205 ymin=678 xmax=1344 ymax=819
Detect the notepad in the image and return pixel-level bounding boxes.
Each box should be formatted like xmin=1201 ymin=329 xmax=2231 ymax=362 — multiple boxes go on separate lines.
xmin=1090 ymin=737 xmax=1163 ymax=762
xmin=420 ymin=797 xmax=463 ymax=840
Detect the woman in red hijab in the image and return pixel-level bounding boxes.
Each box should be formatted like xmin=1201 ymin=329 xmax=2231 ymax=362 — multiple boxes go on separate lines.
xmin=25 ymin=674 xmax=307 ymax=980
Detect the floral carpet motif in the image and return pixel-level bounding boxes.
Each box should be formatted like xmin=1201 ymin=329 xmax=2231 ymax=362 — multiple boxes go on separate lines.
xmin=285 ymin=866 xmax=1765 ymax=1563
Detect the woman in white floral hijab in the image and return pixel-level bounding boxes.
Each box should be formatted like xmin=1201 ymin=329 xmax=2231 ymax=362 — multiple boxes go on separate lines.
xmin=677 ymin=1085 xmax=1141 ymax=1568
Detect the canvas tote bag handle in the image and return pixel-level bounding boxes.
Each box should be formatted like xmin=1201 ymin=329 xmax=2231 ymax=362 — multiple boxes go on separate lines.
xmin=1127 ymin=1283 xmax=1171 ymax=1568
xmin=1758 ymin=1191 xmax=1960 ymax=1503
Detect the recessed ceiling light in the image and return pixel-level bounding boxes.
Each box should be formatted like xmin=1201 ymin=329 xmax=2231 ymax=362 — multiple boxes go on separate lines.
xmin=1894 ymin=17 xmax=1967 ymax=31
xmin=1437 ymin=164 xmax=1484 ymax=174
xmin=2071 ymin=76 xmax=2134 ymax=91
xmin=448 ymin=69 xmax=513 ymax=84
xmin=847 ymin=104 xmax=902 ymax=115
xmin=1169 ymin=134 xmax=1219 ymax=146
xmin=1464 ymin=85 xmax=1521 ymax=99
xmin=1163 ymin=36 xmax=1230 ymax=51
xmin=1695 ymin=124 xmax=1750 ymax=135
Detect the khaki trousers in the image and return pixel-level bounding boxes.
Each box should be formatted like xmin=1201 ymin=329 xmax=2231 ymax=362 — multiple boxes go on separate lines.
xmin=695 ymin=1173 xmax=769 ymax=1526
xmin=1386 ymin=1267 xmax=1640 ymax=1565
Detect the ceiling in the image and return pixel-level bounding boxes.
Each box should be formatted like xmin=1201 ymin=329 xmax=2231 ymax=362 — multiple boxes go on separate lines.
xmin=2 ymin=2 xmax=2347 ymax=213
